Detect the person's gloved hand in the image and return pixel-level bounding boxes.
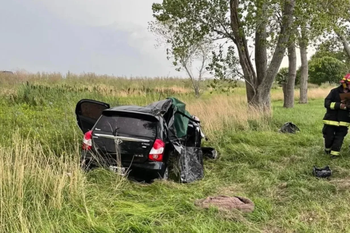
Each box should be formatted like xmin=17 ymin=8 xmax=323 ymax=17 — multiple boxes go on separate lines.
xmin=340 ymin=103 xmax=347 ymax=110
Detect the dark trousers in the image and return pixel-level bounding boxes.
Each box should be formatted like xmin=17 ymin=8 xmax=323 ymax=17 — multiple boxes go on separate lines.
xmin=322 ymin=124 xmax=348 ymax=155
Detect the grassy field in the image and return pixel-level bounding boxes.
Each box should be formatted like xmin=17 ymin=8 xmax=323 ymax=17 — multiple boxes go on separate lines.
xmin=1 ymin=72 xmax=350 ymax=232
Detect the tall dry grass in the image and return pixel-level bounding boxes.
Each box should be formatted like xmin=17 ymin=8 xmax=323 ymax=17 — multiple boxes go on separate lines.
xmin=186 ymin=94 xmax=270 ymax=138
xmin=0 ymin=134 xmax=87 ymax=232
xmin=0 ymin=74 xmax=342 ymax=232
xmin=271 ymin=86 xmax=332 ymax=101
xmin=186 ymin=87 xmax=332 ymax=138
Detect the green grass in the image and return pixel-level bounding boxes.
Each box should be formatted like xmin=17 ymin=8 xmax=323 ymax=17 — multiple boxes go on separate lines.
xmin=1 ymin=74 xmax=350 ymax=232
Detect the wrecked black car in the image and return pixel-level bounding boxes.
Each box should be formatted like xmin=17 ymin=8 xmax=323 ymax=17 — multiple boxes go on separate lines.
xmin=75 ymin=97 xmax=217 ymax=183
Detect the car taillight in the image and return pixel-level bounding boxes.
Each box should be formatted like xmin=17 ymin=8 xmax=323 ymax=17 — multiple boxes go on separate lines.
xmin=149 ymin=139 xmax=165 ymax=162
xmin=82 ymin=130 xmax=92 ymax=150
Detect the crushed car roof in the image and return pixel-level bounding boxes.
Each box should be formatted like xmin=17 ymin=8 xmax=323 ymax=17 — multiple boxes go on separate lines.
xmin=104 ymin=99 xmax=174 ymax=117
xmin=104 ymin=105 xmax=159 ymax=116
xmin=103 ymin=98 xmax=194 ymax=139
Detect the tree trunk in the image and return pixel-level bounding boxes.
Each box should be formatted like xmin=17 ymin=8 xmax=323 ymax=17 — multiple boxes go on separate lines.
xmin=254 ymin=0 xmax=295 ymax=111
xmin=282 ymin=83 xmax=287 ymax=103
xmin=249 ymin=88 xmax=271 ymax=111
xmin=230 ymin=0 xmax=257 ymax=105
xmin=183 ymin=62 xmax=200 ymax=98
xmin=230 ymin=0 xmax=295 ymax=111
xmin=263 ymin=0 xmax=295 ymax=95
xmin=284 ymin=41 xmax=296 ymax=108
xmin=255 ymin=2 xmax=267 ymax=87
xmin=336 ymin=31 xmax=350 ymax=60
xmin=299 ymin=27 xmax=308 ymax=104
xmin=193 ymin=81 xmax=200 ymax=97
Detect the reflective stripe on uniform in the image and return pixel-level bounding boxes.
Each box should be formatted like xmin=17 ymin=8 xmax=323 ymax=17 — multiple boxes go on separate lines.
xmin=330 ymin=102 xmax=336 ymax=109
xmin=330 ymin=150 xmax=340 ymax=156
xmin=323 ymin=120 xmax=350 ymax=127
xmin=325 ymin=148 xmax=331 ymax=152
xmin=339 ymin=122 xmax=350 ymax=126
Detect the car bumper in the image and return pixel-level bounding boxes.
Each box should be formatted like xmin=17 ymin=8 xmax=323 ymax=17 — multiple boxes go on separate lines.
xmin=81 ymin=150 xmax=165 ymax=172
xmin=127 ymin=161 xmax=165 ymax=171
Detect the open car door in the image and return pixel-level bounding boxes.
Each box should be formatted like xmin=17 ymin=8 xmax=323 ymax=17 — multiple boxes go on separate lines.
xmin=75 ymin=99 xmax=110 ymax=134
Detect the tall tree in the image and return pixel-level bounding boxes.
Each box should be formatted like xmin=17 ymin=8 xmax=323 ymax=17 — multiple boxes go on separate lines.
xmin=149 ymin=20 xmax=213 ymax=97
xmin=298 ymin=26 xmax=308 ymax=104
xmin=312 ymin=0 xmax=350 ymax=83
xmin=292 ymin=0 xmax=346 ymax=104
xmin=335 ymin=32 xmax=350 ymax=59
xmin=326 ymin=0 xmax=350 ymax=60
xmin=152 ymin=0 xmax=295 ymax=111
xmin=315 ymin=40 xmax=350 ymax=65
xmin=293 ymin=1 xmax=323 ymax=104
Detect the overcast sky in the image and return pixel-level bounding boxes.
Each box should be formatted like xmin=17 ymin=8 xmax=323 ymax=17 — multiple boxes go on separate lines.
xmin=0 ymin=0 xmax=298 ymax=78
xmin=0 ymin=0 xmax=186 ymax=77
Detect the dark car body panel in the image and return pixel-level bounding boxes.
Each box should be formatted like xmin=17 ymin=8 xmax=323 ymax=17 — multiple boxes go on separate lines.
xmin=91 ymin=113 xmax=162 ymax=164
xmin=76 ymin=100 xmax=171 ymax=175
xmin=75 ymin=99 xmax=110 ymax=134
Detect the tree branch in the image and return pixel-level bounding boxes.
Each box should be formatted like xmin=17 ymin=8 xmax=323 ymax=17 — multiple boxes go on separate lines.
xmin=335 ymin=30 xmax=350 ymax=59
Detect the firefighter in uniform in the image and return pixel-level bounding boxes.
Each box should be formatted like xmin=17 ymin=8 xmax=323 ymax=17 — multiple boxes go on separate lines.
xmin=323 ymin=74 xmax=350 ymax=158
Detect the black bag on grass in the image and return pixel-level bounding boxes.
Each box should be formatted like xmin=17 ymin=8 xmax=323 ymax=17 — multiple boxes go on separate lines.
xmin=313 ymin=166 xmax=332 ymax=178
xmin=279 ymin=122 xmax=300 ymax=133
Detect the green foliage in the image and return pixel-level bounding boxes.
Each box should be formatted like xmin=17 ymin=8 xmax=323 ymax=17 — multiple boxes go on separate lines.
xmin=314 ymin=40 xmax=350 ymax=70
xmin=276 ymin=67 xmax=289 ymax=85
xmin=207 ymin=45 xmax=241 ymax=80
xmin=151 ymin=0 xmax=290 ymax=80
xmin=277 ymin=67 xmax=302 ymax=86
xmin=317 ymin=0 xmax=350 ymax=57
xmin=152 ymin=0 xmax=299 ymax=109
xmin=207 ymin=77 xmax=239 ymax=94
xmin=275 ymin=67 xmax=301 ymax=85
xmin=151 ymin=0 xmax=240 ymax=81
xmin=308 ymin=56 xmax=348 ymax=85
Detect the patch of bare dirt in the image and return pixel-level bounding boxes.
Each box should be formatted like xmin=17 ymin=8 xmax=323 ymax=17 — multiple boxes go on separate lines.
xmin=330 ymin=178 xmax=350 ymax=190
xmin=261 ymin=225 xmax=286 ymax=233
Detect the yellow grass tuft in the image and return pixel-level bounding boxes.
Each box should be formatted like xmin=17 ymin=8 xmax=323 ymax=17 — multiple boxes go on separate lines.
xmin=0 ymin=134 xmax=87 ymax=231
xmin=271 ymin=87 xmax=332 ymax=101
xmin=186 ymin=94 xmax=268 ymax=138
xmin=187 ymin=87 xmax=332 ymax=138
